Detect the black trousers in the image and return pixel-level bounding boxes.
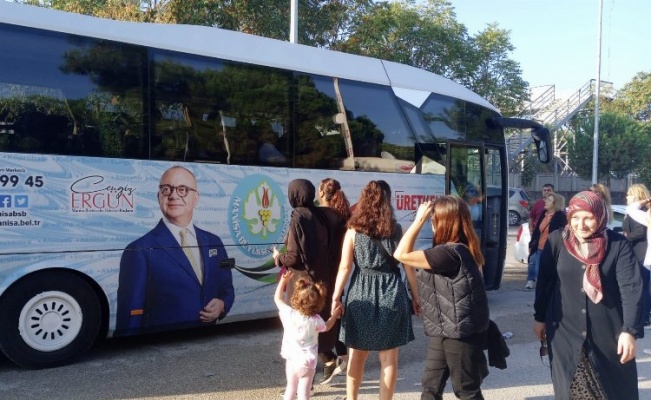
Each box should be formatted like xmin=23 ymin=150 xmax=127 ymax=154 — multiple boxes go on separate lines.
xmin=421 ymin=333 xmax=488 ymax=400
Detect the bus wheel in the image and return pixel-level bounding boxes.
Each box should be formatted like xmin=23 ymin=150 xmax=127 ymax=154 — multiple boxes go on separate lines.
xmin=0 ymin=271 xmax=102 ymax=369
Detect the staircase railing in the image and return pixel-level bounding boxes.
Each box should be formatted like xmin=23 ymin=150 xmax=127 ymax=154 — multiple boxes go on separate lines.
xmin=517 ymin=85 xmax=556 ymax=120
xmin=541 ymin=79 xmax=600 ymax=128
xmin=507 ymin=79 xmax=613 ymax=164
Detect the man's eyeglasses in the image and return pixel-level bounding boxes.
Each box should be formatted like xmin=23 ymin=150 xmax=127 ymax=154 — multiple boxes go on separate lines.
xmin=540 ymin=340 xmax=550 ymax=368
xmin=158 ymin=185 xmax=197 ymax=197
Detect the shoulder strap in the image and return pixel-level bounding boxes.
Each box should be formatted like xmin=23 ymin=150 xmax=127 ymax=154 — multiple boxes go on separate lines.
xmin=372 ymin=238 xmax=400 ymax=269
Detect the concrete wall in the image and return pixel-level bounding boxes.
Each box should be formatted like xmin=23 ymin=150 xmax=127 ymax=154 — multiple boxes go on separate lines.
xmin=509 ymin=173 xmax=635 ymax=204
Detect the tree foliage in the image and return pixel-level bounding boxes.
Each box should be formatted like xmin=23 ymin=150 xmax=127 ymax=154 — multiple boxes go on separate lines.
xmin=521 ymin=154 xmax=536 ymax=187
xmin=333 ymin=1 xmax=527 ymax=114
xmin=335 ymin=1 xmax=470 ymax=78
xmin=465 ymin=24 xmax=528 ymax=116
xmin=567 ymin=112 xmax=650 ymax=183
xmin=606 ymin=71 xmax=651 ymax=123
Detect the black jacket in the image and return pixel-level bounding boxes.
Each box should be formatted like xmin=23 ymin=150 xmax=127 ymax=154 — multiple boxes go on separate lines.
xmin=486 ymin=320 xmax=509 ymax=369
xmin=534 ymin=230 xmax=642 ymax=400
xmin=418 ymin=243 xmax=489 ymax=339
xmin=529 ymin=210 xmax=567 ymax=255
xmin=622 ymin=214 xmax=648 ymax=264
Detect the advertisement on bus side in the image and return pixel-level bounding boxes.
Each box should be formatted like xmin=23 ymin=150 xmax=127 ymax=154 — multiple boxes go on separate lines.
xmin=0 ymin=153 xmax=444 ymax=336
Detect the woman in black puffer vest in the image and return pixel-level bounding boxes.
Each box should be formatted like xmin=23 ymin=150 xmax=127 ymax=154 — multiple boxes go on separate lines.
xmin=394 ymin=196 xmax=489 ymax=400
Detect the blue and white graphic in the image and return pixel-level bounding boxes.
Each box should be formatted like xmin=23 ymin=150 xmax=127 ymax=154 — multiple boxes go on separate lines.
xmin=229 ymin=174 xmax=287 ymax=259
xmin=0 ymin=195 xmax=11 ymax=208
xmin=14 ymin=195 xmax=28 ymax=208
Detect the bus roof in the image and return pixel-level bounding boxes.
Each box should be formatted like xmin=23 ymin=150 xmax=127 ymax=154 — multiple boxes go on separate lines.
xmin=0 ymin=1 xmax=498 ymax=113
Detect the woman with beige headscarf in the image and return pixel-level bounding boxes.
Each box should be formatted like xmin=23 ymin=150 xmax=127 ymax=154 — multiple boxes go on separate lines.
xmin=534 ymin=191 xmax=643 ymax=400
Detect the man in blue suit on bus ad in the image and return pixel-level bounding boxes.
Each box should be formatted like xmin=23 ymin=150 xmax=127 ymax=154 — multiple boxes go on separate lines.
xmin=115 ymin=165 xmax=234 ymax=336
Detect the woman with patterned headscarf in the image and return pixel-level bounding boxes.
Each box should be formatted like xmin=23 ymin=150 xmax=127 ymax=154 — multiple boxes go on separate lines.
xmin=533 ymin=191 xmax=643 ymax=400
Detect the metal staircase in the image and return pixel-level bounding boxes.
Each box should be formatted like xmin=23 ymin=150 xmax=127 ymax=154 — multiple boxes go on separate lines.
xmin=507 ymin=79 xmax=613 ymax=172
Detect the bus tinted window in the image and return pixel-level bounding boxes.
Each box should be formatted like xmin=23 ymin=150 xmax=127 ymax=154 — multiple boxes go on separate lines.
xmin=152 ymin=50 xmax=291 ymax=166
xmin=0 ymin=25 xmax=147 ymax=159
xmin=294 ymin=74 xmax=348 ymax=169
xmin=338 ymin=79 xmax=416 ymax=172
xmin=420 ymin=93 xmax=466 ymax=140
xmin=465 ymin=102 xmax=502 ymax=143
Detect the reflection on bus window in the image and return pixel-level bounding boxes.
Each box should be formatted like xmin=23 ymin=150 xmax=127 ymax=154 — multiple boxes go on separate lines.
xmin=450 ymin=146 xmax=483 ymax=225
xmin=338 ymin=79 xmax=416 ymax=173
xmin=0 ymin=26 xmax=147 ymax=158
xmin=152 ymin=52 xmax=291 ymax=166
xmin=294 ymin=74 xmax=348 ymax=169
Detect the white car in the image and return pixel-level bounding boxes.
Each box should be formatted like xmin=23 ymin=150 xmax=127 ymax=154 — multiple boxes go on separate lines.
xmin=513 ymin=205 xmax=626 ymax=264
xmin=513 ymin=223 xmax=532 ymax=264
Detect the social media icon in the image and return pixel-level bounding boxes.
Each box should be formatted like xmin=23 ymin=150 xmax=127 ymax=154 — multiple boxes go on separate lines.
xmin=14 ymin=195 xmax=28 ymax=208
xmin=0 ymin=195 xmax=11 ymax=208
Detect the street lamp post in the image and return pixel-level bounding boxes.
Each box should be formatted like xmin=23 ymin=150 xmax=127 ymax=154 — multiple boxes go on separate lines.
xmin=592 ymin=0 xmax=603 ymax=184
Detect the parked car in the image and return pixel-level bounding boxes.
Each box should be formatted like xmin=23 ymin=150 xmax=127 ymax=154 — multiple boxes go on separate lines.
xmin=508 ymin=188 xmax=531 ymax=226
xmin=513 ymin=205 xmax=626 ymax=264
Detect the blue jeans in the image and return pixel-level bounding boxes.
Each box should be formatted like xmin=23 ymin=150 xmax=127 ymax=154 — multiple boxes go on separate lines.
xmin=527 ymin=250 xmax=541 ymax=282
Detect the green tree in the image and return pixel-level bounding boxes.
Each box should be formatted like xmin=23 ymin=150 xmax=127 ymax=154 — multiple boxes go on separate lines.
xmin=631 ymin=123 xmax=651 ymax=187
xmin=606 ymin=71 xmax=651 ymax=122
xmin=17 ymin=0 xmax=372 ymax=46
xmin=335 ymin=0 xmax=528 ymax=113
xmin=567 ymin=112 xmax=649 ymax=183
xmin=335 ymin=0 xmax=470 ymax=79
xmin=520 ymin=154 xmax=537 ymax=187
xmin=465 ymin=24 xmax=529 ymax=116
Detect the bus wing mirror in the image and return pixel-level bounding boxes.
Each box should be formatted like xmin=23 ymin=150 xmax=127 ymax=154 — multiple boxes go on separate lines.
xmin=531 ymin=126 xmax=552 ymax=163
xmin=488 ymin=117 xmax=552 ymax=164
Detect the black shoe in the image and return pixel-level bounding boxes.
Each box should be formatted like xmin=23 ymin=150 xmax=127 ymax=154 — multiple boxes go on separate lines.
xmin=319 ymin=358 xmax=340 ymax=385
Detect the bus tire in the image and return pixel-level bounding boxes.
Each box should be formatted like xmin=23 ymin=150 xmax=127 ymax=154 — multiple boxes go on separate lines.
xmin=0 ymin=271 xmax=102 ymax=369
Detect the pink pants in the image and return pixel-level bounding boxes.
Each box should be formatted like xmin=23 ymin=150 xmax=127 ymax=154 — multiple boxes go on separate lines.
xmin=284 ymin=360 xmax=315 ymax=400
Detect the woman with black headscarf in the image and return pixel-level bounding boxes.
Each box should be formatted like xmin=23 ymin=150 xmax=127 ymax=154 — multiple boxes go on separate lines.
xmin=272 ymin=179 xmax=339 ymax=383
xmin=534 ymin=190 xmax=643 ymax=400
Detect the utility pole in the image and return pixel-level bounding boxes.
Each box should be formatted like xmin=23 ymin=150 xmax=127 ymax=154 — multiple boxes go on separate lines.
xmin=290 ymin=0 xmax=298 ymax=43
xmin=592 ymin=0 xmax=603 ymax=184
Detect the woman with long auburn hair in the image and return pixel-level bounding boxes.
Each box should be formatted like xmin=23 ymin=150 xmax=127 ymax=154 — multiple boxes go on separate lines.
xmin=319 ymin=178 xmax=351 ymax=222
xmin=393 ymin=196 xmax=489 ymax=400
xmin=330 ymin=180 xmax=420 ymax=400
xmin=314 ymin=177 xmax=351 ymax=384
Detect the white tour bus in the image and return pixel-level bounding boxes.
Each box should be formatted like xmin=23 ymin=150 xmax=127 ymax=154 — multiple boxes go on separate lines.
xmin=0 ymin=2 xmax=551 ymax=368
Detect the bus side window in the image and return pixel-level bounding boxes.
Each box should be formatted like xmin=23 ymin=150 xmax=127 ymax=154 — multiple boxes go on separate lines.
xmin=191 ymin=109 xmax=228 ymax=163
xmin=337 ymin=79 xmax=416 ymax=173
xmin=12 ymin=108 xmax=73 ymax=155
xmin=258 ymin=121 xmax=287 ymax=166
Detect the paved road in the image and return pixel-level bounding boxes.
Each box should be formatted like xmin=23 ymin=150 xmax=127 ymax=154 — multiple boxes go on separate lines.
xmin=2 ymin=226 xmax=651 ymax=399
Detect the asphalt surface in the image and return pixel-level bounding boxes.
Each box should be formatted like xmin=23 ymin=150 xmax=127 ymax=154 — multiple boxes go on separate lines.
xmin=2 ymin=226 xmax=651 ymax=399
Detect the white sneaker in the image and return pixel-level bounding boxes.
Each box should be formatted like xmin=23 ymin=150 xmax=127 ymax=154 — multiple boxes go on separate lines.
xmin=333 ymin=357 xmax=347 ymax=376
xmin=320 ymin=357 xmax=346 ymax=385
xmin=525 ymin=280 xmax=535 ymax=290
xmin=643 ymin=348 xmax=651 ymax=356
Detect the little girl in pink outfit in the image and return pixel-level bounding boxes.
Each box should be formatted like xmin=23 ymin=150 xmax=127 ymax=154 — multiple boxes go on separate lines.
xmin=275 ymin=270 xmax=342 ymax=400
